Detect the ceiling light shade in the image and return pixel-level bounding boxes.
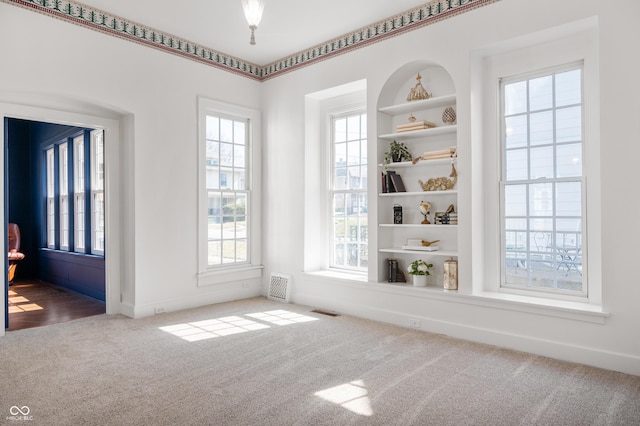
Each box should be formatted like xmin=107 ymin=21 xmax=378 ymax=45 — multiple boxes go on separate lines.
xmin=241 ymin=0 xmax=265 ymax=45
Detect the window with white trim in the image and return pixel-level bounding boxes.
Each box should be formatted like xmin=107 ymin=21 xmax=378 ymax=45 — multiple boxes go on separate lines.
xmin=501 ymin=64 xmax=585 ymax=295
xmin=59 ymin=142 xmax=69 ymax=250
xmin=46 ymin=148 xmax=55 ymax=249
xmin=73 ymin=135 xmax=86 ymax=253
xmin=90 ymin=129 xmax=105 ymax=255
xmin=197 ymin=97 xmax=262 ymax=285
xmin=330 ymin=112 xmax=368 ymax=271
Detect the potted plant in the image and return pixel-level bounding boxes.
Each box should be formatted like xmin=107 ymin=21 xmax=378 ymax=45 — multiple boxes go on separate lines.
xmin=383 ymin=140 xmax=412 ymax=173
xmin=407 ymin=259 xmax=433 ymax=287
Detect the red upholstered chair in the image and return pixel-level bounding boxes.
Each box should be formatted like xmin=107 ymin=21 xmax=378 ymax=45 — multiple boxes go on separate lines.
xmin=7 ymin=223 xmax=25 ymax=283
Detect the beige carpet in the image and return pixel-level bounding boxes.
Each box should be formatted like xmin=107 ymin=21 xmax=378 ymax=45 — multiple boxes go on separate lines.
xmin=1 ymin=297 xmax=639 ymax=425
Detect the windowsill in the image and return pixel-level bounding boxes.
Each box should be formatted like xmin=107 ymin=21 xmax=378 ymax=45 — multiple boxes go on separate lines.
xmin=303 ymin=273 xmax=608 ymax=324
xmin=305 ymin=270 xmax=368 ymax=284
xmin=197 ymin=265 xmax=263 ymax=287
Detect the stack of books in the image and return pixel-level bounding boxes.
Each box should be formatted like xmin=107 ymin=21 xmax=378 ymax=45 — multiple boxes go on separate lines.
xmin=387 ymin=259 xmax=406 ymax=283
xmin=435 ymin=212 xmax=458 ymax=225
xmin=421 ymin=147 xmax=457 ymax=161
xmin=381 ymin=171 xmax=406 ymax=193
xmin=396 ymin=120 xmax=437 ymax=133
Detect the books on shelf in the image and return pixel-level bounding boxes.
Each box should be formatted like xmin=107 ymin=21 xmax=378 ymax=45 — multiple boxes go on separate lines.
xmin=387 ymin=258 xmax=406 ymax=283
xmin=396 ymin=120 xmax=437 ymax=133
xmin=382 ymin=171 xmax=406 ymax=193
xmin=421 ymin=147 xmax=457 ymax=161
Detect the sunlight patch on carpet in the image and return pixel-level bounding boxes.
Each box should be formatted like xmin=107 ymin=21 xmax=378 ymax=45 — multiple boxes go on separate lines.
xmin=246 ymin=310 xmax=319 ymax=325
xmin=159 ymin=310 xmax=319 ymax=342
xmin=314 ymin=380 xmax=373 ymax=417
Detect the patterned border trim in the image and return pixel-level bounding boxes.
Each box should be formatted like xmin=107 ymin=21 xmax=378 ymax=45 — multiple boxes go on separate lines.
xmin=4 ymin=0 xmax=500 ymax=81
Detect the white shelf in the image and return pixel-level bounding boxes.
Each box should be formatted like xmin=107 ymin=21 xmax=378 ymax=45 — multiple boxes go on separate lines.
xmin=378 ymin=94 xmax=457 ymax=115
xmin=378 ymin=157 xmax=456 ymax=168
xmin=379 ymin=125 xmax=457 ymax=141
xmin=379 ymin=190 xmax=457 ymax=197
xmin=379 ymin=248 xmax=458 ymax=256
xmin=379 ymin=224 xmax=457 ymax=229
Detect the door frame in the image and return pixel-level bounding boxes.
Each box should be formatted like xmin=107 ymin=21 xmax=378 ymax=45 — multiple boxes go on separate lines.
xmin=1 ymin=101 xmax=126 ymax=333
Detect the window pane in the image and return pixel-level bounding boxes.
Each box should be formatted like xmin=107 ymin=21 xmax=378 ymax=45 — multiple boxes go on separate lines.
xmin=347 ymin=115 xmax=360 ymax=141
xmin=529 ymin=183 xmax=553 ymax=217
xmin=556 ymin=143 xmax=582 ymax=178
xmin=234 ymin=121 xmax=246 ymax=145
xmin=504 ymin=81 xmax=527 ymax=115
xmin=529 ymin=75 xmax=552 ymax=111
xmin=556 ymin=106 xmax=582 ymax=143
xmin=530 ymin=111 xmax=553 ymax=146
xmin=334 ymin=117 xmax=346 ymax=143
xmin=530 ymin=146 xmax=553 ymax=179
xmin=347 ymin=140 xmax=360 ymax=166
xmin=505 ymin=149 xmax=527 ymax=181
xmin=334 ymin=142 xmax=346 ymax=170
xmin=556 ymin=182 xmax=581 ymax=216
xmin=220 ymin=142 xmax=233 ymax=167
xmin=220 ymin=118 xmax=233 ymax=142
xmin=234 ymin=145 xmax=245 ymax=169
xmin=505 ymin=115 xmax=527 ymax=149
xmin=206 ymin=116 xmax=219 ymax=140
xmin=504 ymin=184 xmax=527 ymax=217
xmin=556 ymin=69 xmax=581 ymax=107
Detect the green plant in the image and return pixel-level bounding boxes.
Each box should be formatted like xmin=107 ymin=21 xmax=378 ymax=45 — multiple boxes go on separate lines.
xmin=407 ymin=259 xmax=433 ymax=276
xmin=383 ymin=140 xmax=413 ymax=173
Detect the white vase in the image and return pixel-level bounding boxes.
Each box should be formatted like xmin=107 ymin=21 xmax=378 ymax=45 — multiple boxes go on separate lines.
xmin=412 ymin=274 xmax=428 ymax=287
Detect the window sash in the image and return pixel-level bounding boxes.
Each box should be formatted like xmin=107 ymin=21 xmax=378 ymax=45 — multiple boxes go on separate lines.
xmin=330 ymin=112 xmax=367 ymax=272
xmin=500 ymin=65 xmax=585 ymax=296
xmin=91 ymin=130 xmax=105 ymax=254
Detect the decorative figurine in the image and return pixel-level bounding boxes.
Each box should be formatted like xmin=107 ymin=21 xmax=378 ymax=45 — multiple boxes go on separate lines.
xmin=419 ymin=201 xmax=431 ymax=224
xmin=442 ymin=105 xmax=457 ymax=125
xmin=406 ymin=73 xmax=432 ymax=102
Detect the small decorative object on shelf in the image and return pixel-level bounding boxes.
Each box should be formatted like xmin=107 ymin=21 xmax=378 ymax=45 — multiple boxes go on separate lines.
xmin=402 ymin=238 xmax=440 ymax=252
xmin=419 ymin=201 xmax=431 ymax=224
xmin=413 ymin=147 xmax=457 ymax=164
xmin=406 ymin=73 xmax=432 ymax=102
xmin=442 ymin=106 xmax=457 ymax=125
xmin=435 ymin=204 xmax=458 ymax=225
xmin=393 ymin=204 xmax=403 ymax=224
xmin=444 ymin=258 xmax=458 ymax=290
xmin=407 ymin=259 xmax=433 ymax=287
xmin=383 ymin=140 xmax=413 ymax=172
xmin=418 ymin=160 xmax=458 ymax=191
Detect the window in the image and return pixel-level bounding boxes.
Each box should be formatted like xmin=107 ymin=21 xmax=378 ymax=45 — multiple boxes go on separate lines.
xmin=59 ymin=142 xmax=69 ymax=250
xmin=501 ymin=65 xmax=585 ymax=295
xmin=90 ymin=129 xmax=105 ymax=255
xmin=331 ymin=112 xmax=368 ymax=271
xmin=44 ymin=130 xmax=104 ymax=256
xmin=197 ymin=97 xmax=261 ymax=285
xmin=46 ymin=148 xmax=55 ymax=249
xmin=73 ymin=135 xmax=86 ymax=252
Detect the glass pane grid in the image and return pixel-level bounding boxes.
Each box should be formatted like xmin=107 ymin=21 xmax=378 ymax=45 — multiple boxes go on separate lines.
xmin=331 ymin=112 xmax=367 ymax=271
xmin=502 ymin=67 xmax=584 ymax=294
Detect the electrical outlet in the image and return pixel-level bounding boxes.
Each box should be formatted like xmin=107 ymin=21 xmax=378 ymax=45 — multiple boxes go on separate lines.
xmin=409 ymin=318 xmax=421 ymax=328
xmin=155 ymin=307 xmax=166 ymax=314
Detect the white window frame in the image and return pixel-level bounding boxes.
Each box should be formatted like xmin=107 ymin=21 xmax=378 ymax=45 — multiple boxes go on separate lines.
xmin=46 ymin=147 xmax=55 ymax=249
xmin=197 ymin=98 xmax=262 ymax=286
xmin=90 ymin=129 xmax=105 ymax=255
xmin=500 ymin=64 xmax=586 ymax=297
xmin=329 ymin=111 xmax=368 ymax=273
xmin=478 ymin=26 xmax=601 ymax=306
xmin=58 ymin=142 xmax=69 ymax=250
xmin=73 ymin=134 xmax=85 ymax=253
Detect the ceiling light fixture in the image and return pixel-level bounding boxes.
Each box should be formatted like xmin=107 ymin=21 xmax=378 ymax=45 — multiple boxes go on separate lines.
xmin=241 ymin=0 xmax=265 ymax=45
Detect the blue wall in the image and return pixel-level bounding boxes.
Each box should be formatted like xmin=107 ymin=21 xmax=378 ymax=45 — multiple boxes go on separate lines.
xmin=6 ymin=118 xmax=105 ymax=302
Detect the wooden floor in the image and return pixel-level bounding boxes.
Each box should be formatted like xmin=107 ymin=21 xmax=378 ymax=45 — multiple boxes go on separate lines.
xmin=7 ymin=280 xmax=105 ymax=331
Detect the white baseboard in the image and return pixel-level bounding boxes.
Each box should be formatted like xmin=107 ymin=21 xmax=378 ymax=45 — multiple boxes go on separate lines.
xmin=293 ymin=293 xmax=640 ymax=377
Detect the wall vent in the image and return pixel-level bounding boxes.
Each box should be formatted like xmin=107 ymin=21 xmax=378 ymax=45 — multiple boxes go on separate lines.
xmin=268 ymin=273 xmax=291 ymax=303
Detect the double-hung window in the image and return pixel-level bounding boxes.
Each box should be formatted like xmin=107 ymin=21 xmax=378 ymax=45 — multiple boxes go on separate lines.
xmin=59 ymin=142 xmax=69 ymax=250
xmin=501 ymin=64 xmax=585 ymax=295
xmin=46 ymin=148 xmax=56 ymax=249
xmin=90 ymin=129 xmax=105 ymax=255
xmin=197 ymin=98 xmax=261 ymax=285
xmin=73 ymin=135 xmax=86 ymax=253
xmin=330 ymin=112 xmax=368 ymax=272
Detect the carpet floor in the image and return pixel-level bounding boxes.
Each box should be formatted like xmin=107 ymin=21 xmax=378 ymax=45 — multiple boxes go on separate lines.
xmin=1 ymin=297 xmax=639 ymax=425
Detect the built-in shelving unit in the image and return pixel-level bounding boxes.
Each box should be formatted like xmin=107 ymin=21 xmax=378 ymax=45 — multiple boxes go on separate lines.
xmin=376 ymin=65 xmax=459 ymax=290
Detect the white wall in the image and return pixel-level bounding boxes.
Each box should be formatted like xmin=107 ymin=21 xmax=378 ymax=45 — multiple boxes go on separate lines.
xmin=0 ymin=3 xmax=263 ymax=325
xmin=261 ymin=0 xmax=640 ymax=376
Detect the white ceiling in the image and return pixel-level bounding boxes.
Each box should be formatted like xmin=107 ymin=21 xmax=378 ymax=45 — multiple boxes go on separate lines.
xmin=77 ymin=0 xmax=428 ymax=65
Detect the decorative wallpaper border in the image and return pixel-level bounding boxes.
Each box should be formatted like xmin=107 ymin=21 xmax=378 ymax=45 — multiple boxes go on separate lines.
xmin=4 ymin=0 xmax=500 ymax=81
